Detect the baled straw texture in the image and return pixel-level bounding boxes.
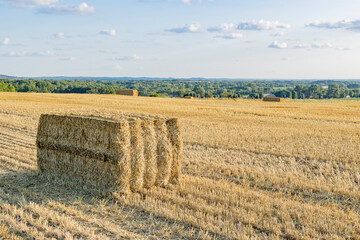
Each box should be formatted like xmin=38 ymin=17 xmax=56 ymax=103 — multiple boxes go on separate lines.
xmin=166 ymin=118 xmax=183 ymax=184
xmin=263 ymin=97 xmax=284 ymax=102
xmin=129 ymin=119 xmax=145 ymax=191
xmin=141 ymin=119 xmax=157 ymax=188
xmin=36 ymin=113 xmax=183 ymax=193
xmin=115 ymin=89 xmax=139 ymax=96
xmin=154 ymin=119 xmax=173 ymax=187
xmin=37 ymin=114 xmax=132 ymax=194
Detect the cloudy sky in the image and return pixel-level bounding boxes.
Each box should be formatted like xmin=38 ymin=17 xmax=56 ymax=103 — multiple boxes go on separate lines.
xmin=1 ymin=0 xmax=360 ymax=78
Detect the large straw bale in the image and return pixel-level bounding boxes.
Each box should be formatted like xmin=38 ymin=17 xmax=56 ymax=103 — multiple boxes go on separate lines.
xmin=37 ymin=114 xmax=132 ymax=193
xmin=36 ymin=113 xmax=183 ymax=193
xmin=263 ymin=97 xmax=284 ymax=102
xmin=116 ymin=89 xmax=138 ymax=96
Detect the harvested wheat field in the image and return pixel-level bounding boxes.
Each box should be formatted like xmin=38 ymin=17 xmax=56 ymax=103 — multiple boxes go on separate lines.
xmin=0 ymin=92 xmax=360 ymax=239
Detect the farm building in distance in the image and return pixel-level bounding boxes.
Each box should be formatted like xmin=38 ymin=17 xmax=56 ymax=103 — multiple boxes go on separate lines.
xmin=263 ymin=97 xmax=284 ymax=102
xmin=116 ymin=89 xmax=138 ymax=96
xmin=263 ymin=94 xmax=276 ymax=97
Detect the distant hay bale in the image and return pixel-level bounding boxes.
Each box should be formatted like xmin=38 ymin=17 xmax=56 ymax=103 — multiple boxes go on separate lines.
xmin=263 ymin=97 xmax=284 ymax=102
xmin=36 ymin=113 xmax=182 ymax=194
xmin=184 ymin=96 xmax=194 ymax=99
xmin=116 ymin=89 xmax=138 ymax=96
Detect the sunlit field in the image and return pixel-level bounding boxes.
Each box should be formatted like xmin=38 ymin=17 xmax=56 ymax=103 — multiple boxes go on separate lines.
xmin=1 ymin=92 xmax=360 ymax=239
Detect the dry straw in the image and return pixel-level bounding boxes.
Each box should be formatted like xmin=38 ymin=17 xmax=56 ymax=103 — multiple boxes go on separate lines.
xmin=154 ymin=118 xmax=173 ymax=187
xmin=263 ymin=97 xmax=284 ymax=102
xmin=141 ymin=119 xmax=157 ymax=188
xmin=129 ymin=119 xmax=145 ymax=191
xmin=166 ymin=118 xmax=182 ymax=184
xmin=115 ymin=89 xmax=139 ymax=96
xmin=36 ymin=113 xmax=182 ymax=194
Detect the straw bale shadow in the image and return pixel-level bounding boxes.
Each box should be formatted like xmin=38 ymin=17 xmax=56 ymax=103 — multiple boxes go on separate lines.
xmin=0 ymin=170 xmax=227 ymax=239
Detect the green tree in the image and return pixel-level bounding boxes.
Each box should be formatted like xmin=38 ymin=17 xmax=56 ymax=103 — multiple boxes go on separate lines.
xmin=0 ymin=82 xmax=16 ymax=92
xmin=327 ymin=84 xmax=340 ymax=98
xmin=193 ymin=85 xmax=205 ymax=98
xmin=98 ymin=86 xmax=115 ymax=94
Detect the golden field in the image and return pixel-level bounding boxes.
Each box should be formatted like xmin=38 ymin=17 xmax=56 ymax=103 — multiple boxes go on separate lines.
xmin=0 ymin=92 xmax=360 ymax=239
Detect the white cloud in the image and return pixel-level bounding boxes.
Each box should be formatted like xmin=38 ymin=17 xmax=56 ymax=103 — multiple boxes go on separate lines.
xmin=60 ymin=56 xmax=77 ymax=61
xmin=39 ymin=2 xmax=95 ymax=15
xmin=33 ymin=50 xmax=54 ymax=56
xmin=2 ymin=37 xmax=9 ymax=45
xmin=293 ymin=42 xmax=333 ymax=49
xmin=271 ymin=32 xmax=284 ymax=37
xmin=208 ymin=23 xmax=235 ymax=32
xmin=5 ymin=0 xmax=94 ymax=15
xmin=293 ymin=43 xmax=309 ymax=49
xmin=6 ymin=0 xmax=58 ymax=8
xmin=99 ymin=29 xmax=116 ymax=36
xmin=180 ymin=0 xmax=206 ymax=4
xmin=208 ymin=23 xmax=243 ymax=39
xmin=7 ymin=51 xmax=27 ymax=57
xmin=216 ymin=33 xmax=243 ymax=39
xmin=238 ymin=20 xmax=291 ymax=31
xmin=336 ymin=47 xmax=351 ymax=51
xmin=114 ymin=54 xmax=143 ymax=61
xmin=310 ymin=41 xmax=332 ymax=48
xmin=306 ymin=18 xmax=360 ymax=30
xmin=5 ymin=50 xmax=56 ymax=57
xmin=268 ymin=41 xmax=287 ymax=49
xmin=165 ymin=23 xmax=200 ymax=33
xmin=181 ymin=0 xmax=191 ymax=4
xmin=54 ymin=32 xmax=65 ymax=39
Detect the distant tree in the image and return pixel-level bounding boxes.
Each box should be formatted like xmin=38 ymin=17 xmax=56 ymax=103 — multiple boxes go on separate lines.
xmin=327 ymin=84 xmax=340 ymax=98
xmin=349 ymin=90 xmax=355 ymax=97
xmin=0 ymin=78 xmax=358 ymax=99
xmin=204 ymin=91 xmax=213 ymax=98
xmin=248 ymin=93 xmax=259 ymax=99
xmin=308 ymin=84 xmax=322 ymax=98
xmin=294 ymin=85 xmax=305 ymax=98
xmin=98 ymin=86 xmax=115 ymax=94
xmin=193 ymin=85 xmax=205 ymax=97
xmin=0 ymin=82 xmax=15 ymax=92
xmin=274 ymin=90 xmax=291 ymax=98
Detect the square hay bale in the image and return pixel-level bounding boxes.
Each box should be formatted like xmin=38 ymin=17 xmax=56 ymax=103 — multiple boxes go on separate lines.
xmin=184 ymin=96 xmax=194 ymax=99
xmin=36 ymin=114 xmax=182 ymax=194
xmin=116 ymin=89 xmax=139 ymax=96
xmin=263 ymin=97 xmax=284 ymax=102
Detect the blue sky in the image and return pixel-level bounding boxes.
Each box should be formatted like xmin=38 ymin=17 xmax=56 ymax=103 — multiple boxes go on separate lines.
xmin=1 ymin=0 xmax=360 ymax=78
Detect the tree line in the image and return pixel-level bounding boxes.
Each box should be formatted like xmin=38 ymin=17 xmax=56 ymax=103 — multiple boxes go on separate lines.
xmin=0 ymin=78 xmax=359 ymax=99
